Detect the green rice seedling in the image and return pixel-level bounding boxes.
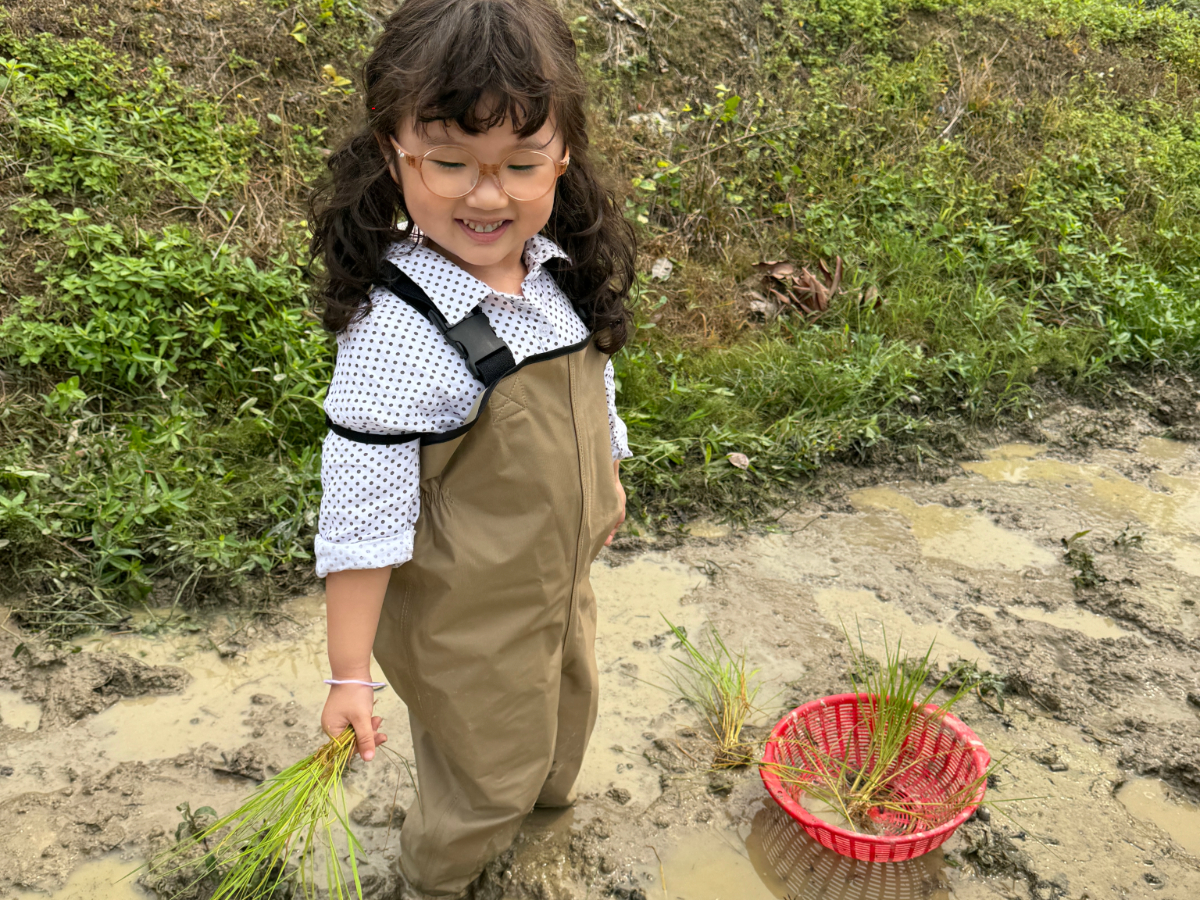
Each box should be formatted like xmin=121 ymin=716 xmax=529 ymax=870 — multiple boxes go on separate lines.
xmin=764 ymin=622 xmax=989 ymax=835
xmin=662 ymin=617 xmax=761 ymax=767
xmin=142 ymin=726 xmax=372 ymax=899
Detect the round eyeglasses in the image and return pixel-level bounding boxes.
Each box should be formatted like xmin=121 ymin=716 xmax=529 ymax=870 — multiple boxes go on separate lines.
xmin=389 ymin=136 xmax=569 ymax=202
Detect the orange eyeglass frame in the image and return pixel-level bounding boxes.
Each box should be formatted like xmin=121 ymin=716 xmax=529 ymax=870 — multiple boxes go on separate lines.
xmin=387 ymin=135 xmax=570 ymax=199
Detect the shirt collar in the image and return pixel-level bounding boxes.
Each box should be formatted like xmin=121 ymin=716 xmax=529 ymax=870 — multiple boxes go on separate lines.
xmin=523 ymin=234 xmax=571 ymax=273
xmin=383 ymin=235 xmax=571 ymax=327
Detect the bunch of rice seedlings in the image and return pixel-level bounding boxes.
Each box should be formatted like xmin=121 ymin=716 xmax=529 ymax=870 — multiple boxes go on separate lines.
xmin=766 ymin=623 xmax=989 ymax=835
xmin=143 ymin=726 xmax=371 ymax=899
xmin=662 ymin=618 xmax=761 ymax=767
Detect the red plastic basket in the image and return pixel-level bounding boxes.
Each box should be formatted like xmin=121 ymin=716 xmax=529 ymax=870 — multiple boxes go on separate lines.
xmin=760 ymin=693 xmax=990 ymax=863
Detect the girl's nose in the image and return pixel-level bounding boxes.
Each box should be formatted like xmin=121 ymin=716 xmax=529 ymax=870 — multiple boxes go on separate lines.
xmin=465 ymin=171 xmax=509 ymax=209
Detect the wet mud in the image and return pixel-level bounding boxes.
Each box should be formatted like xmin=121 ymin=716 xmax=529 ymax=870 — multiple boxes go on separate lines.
xmin=2 ymin=401 xmax=1199 ymax=900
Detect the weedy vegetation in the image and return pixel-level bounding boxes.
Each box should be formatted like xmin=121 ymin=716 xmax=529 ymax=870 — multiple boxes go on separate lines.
xmin=1061 ymin=529 xmax=1107 ymax=589
xmin=948 ymin=659 xmax=1009 ymax=712
xmin=662 ymin=618 xmax=761 ymax=767
xmin=2 ymin=0 xmax=1199 ymax=633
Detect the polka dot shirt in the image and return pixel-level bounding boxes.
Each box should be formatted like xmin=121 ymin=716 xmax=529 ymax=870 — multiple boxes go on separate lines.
xmin=316 ymin=235 xmax=632 ymax=577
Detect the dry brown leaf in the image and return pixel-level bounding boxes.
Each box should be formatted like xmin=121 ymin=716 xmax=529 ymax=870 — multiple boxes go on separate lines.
xmin=755 ymin=255 xmax=844 ymax=321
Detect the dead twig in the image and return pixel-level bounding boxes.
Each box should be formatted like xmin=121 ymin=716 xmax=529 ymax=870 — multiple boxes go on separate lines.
xmin=211 ymin=204 xmax=246 ymax=260
xmin=672 ymin=738 xmax=705 ymax=765
xmin=647 ymin=846 xmax=667 ymax=900
xmin=0 ymin=608 xmax=23 ymax=639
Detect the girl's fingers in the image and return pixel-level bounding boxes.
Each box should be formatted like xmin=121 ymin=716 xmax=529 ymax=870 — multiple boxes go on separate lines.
xmin=606 ymin=514 xmax=624 ymax=545
xmin=353 ymin=717 xmax=377 ymax=761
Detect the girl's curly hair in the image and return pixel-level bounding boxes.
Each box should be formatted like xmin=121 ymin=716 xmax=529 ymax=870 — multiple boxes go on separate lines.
xmin=309 ymin=0 xmax=636 ymax=354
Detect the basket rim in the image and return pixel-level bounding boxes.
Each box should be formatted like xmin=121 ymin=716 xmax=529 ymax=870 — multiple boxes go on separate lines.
xmin=759 ymin=692 xmax=991 ymax=849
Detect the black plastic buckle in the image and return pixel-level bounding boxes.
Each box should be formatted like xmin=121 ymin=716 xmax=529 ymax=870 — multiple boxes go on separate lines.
xmin=444 ymin=310 xmax=510 ymax=381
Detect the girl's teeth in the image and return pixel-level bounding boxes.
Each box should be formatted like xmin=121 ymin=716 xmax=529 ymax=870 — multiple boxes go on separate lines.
xmin=467 ymin=221 xmax=501 ymax=233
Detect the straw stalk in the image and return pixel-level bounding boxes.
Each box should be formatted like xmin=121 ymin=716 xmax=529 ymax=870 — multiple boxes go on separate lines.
xmin=142 ymin=726 xmax=376 ymax=899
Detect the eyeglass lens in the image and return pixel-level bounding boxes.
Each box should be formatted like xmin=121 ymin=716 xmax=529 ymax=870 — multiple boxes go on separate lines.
xmin=419 ymin=147 xmax=559 ymax=201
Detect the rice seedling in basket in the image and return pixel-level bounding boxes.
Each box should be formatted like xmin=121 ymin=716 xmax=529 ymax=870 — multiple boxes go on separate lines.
xmin=762 ymin=622 xmax=990 ymax=841
xmin=142 ymin=726 xmax=402 ymax=899
xmin=661 ymin=618 xmax=761 ymax=767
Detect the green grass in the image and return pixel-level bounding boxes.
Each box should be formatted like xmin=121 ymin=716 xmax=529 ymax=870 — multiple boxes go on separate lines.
xmin=2 ymin=0 xmax=1200 ymax=632
xmin=0 ymin=6 xmax=353 ymax=632
xmin=601 ymin=0 xmax=1200 ymax=512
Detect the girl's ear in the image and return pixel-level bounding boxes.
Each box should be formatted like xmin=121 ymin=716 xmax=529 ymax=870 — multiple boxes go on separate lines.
xmin=374 ymin=132 xmax=402 ymax=186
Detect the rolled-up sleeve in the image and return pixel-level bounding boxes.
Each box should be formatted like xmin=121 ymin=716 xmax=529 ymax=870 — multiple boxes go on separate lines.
xmin=605 ymin=359 xmax=632 ymax=461
xmin=315 ymin=435 xmax=420 ymax=577
xmin=315 ymin=286 xmax=479 ymax=578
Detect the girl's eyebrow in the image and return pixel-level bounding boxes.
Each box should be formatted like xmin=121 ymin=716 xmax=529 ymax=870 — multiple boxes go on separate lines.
xmin=514 ymin=132 xmax=557 ymax=150
xmin=410 ymin=126 xmax=558 ymax=152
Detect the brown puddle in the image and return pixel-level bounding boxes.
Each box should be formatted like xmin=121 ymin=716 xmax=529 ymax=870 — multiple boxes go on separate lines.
xmin=584 ymin=555 xmax=708 ymax=806
xmin=972 ymin=603 xmax=1135 ymax=642
xmin=1138 ymin=436 xmax=1194 ymax=466
xmin=813 ymin=589 xmax=991 ymax=667
xmin=78 ymin=593 xmax=350 ymax=763
xmin=849 ymin=487 xmax=1055 ymax=572
xmin=963 ymin=441 xmax=1200 ymax=578
xmin=660 ymin=804 xmax=950 ymax=900
xmin=10 ymin=855 xmax=147 ymax=900
xmin=0 ymin=687 xmax=41 ymax=733
xmin=1117 ymin=778 xmax=1200 ymax=858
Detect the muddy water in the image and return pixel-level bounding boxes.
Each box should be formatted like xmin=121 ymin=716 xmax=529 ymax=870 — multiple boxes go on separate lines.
xmin=0 ymin=688 xmax=41 ymax=733
xmin=660 ymin=803 xmax=950 ymax=900
xmin=813 ymin=588 xmax=992 ymax=666
xmin=971 ymin=603 xmax=1134 ymax=641
xmin=10 ymin=857 xmax=148 ymax=900
xmin=1118 ymin=778 xmax=1200 ymax=858
xmin=4 ymin=425 xmax=1200 ymax=899
xmin=79 ymin=594 xmax=327 ymax=760
xmin=849 ymin=486 xmax=1056 ymax=572
xmin=963 ymin=441 xmax=1200 ymax=578
xmin=584 ymin=555 xmax=708 ymax=806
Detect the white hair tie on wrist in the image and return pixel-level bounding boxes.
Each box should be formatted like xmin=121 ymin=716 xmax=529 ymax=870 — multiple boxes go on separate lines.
xmin=325 ymin=678 xmax=387 ymax=688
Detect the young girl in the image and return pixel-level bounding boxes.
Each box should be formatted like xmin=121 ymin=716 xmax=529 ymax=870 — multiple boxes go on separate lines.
xmin=309 ymin=0 xmax=636 ymax=896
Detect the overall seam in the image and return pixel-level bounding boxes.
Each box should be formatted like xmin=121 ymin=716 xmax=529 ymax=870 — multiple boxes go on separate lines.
xmin=397 ymin=582 xmax=423 ymax=721
xmin=563 ymin=352 xmax=588 ymax=651
xmin=489 ymin=373 xmax=529 ymax=425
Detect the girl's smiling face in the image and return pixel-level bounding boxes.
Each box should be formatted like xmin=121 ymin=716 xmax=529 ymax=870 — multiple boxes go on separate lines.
xmin=389 ymin=118 xmax=565 ymax=290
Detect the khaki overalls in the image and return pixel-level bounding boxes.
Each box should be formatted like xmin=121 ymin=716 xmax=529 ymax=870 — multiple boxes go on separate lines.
xmin=372 ymin=335 xmax=621 ymax=896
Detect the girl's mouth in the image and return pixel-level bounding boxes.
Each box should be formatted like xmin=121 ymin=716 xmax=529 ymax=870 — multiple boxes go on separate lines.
xmin=456 ymin=218 xmax=511 ymax=243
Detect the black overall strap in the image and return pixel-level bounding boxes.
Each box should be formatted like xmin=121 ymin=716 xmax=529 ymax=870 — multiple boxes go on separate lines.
xmin=324 ymin=261 xmax=519 ymax=446
xmin=376 ymin=261 xmax=516 ymax=387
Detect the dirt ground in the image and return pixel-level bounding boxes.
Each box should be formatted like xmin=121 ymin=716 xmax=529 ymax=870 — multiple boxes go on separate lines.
xmin=2 ymin=393 xmax=1200 ymax=900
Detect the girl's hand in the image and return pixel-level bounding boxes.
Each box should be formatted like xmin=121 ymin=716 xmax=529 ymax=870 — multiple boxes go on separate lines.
xmin=321 ymin=684 xmax=388 ymax=761
xmin=606 ymin=461 xmax=626 ymax=546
